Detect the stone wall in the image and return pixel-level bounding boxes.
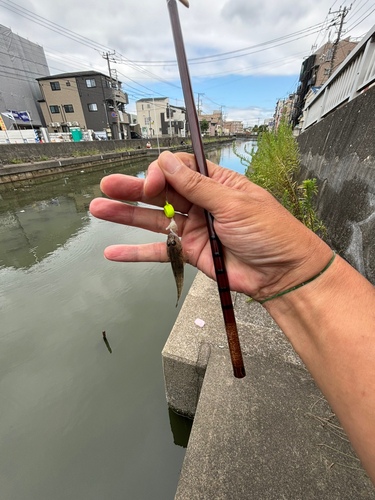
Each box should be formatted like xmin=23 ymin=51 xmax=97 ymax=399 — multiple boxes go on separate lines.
xmin=297 ymin=85 xmax=375 ymax=283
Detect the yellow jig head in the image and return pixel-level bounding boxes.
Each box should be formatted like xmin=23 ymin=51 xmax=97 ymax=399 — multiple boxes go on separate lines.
xmin=164 ymin=202 xmax=175 ymax=218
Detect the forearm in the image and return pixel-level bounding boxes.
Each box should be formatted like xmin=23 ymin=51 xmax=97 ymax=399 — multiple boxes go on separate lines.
xmin=264 ymin=254 xmax=375 ymax=482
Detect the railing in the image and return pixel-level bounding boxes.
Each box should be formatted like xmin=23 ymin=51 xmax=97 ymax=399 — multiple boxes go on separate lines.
xmin=302 ymin=25 xmax=375 ymax=131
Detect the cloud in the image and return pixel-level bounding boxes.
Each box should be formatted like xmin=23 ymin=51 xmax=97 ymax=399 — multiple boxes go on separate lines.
xmin=1 ymin=0 xmax=373 ymax=124
xmin=225 ymin=105 xmax=275 ymax=125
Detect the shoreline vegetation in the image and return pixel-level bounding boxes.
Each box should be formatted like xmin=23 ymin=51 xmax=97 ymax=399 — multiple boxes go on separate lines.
xmin=233 ymin=119 xmax=326 ymax=237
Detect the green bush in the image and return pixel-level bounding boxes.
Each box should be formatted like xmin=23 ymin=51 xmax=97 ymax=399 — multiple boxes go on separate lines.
xmin=233 ymin=118 xmax=325 ymax=236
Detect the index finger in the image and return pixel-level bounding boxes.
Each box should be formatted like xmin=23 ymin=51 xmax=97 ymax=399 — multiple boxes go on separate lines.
xmin=99 ymin=172 xmax=192 ymax=214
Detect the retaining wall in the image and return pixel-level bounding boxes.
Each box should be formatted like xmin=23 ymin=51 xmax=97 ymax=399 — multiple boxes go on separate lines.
xmin=0 ymin=137 xmax=183 ymax=164
xmin=297 ymin=85 xmax=375 ymax=283
xmin=0 ymin=139 xmax=233 ymax=185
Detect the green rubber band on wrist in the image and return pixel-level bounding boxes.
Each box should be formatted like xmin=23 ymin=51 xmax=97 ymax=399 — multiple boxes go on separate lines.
xmin=164 ymin=202 xmax=175 ymax=218
xmin=260 ymin=251 xmax=336 ymax=305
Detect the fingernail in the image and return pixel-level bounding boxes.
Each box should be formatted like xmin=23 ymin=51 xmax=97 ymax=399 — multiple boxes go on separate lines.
xmin=161 ymin=154 xmax=181 ymax=174
xmin=99 ymin=176 xmax=107 ymax=191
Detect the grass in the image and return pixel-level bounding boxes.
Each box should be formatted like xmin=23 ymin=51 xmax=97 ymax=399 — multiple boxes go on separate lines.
xmin=71 ymin=149 xmax=100 ymax=157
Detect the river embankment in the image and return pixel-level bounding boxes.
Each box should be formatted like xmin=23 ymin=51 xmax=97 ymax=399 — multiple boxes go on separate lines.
xmin=0 ymin=137 xmax=233 ymax=185
xmin=164 ymin=271 xmax=375 ymax=499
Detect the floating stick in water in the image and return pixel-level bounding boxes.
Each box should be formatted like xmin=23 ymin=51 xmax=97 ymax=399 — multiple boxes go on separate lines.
xmin=102 ymin=331 xmax=112 ymax=354
xmin=166 ymin=0 xmax=245 ymax=378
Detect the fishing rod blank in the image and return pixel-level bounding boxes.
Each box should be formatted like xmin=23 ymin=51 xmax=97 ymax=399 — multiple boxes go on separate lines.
xmin=166 ymin=0 xmax=246 ymax=378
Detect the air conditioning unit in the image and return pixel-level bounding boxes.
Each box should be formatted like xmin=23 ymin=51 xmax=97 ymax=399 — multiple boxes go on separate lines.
xmin=66 ymin=122 xmax=72 ymax=127
xmin=54 ymin=122 xmax=60 ymax=127
xmin=72 ymin=121 xmax=79 ymax=126
xmin=49 ymin=122 xmax=55 ymax=127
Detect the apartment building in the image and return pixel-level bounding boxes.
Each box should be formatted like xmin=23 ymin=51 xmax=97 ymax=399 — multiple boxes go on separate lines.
xmin=37 ymin=71 xmax=129 ymax=139
xmin=274 ymin=93 xmax=298 ymax=129
xmin=225 ymin=121 xmax=244 ymax=134
xmin=314 ymin=38 xmax=358 ymax=86
xmin=198 ymin=110 xmax=224 ymax=136
xmin=135 ymin=97 xmax=187 ymax=137
xmin=292 ymin=38 xmax=359 ymax=126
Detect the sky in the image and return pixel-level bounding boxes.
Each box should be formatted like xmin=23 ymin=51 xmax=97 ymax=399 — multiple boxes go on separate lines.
xmin=1 ymin=0 xmax=374 ymax=126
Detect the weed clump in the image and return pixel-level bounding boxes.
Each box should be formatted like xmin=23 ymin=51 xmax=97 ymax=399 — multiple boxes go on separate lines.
xmin=233 ymin=118 xmax=325 ymax=236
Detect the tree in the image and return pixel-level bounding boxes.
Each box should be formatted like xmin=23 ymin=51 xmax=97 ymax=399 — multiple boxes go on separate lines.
xmin=200 ymin=119 xmax=209 ymax=134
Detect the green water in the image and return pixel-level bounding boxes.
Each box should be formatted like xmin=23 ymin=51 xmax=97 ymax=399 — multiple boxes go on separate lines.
xmin=0 ymin=141 xmax=255 ymax=499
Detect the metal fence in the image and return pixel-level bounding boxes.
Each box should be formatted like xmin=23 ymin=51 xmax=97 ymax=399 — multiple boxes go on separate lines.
xmin=302 ymin=25 xmax=375 ymax=131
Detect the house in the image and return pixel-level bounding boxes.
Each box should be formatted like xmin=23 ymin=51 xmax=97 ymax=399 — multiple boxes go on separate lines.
xmin=198 ymin=110 xmax=224 ymax=136
xmin=36 ymin=71 xmax=130 ymax=139
xmin=0 ymin=24 xmax=50 ymax=130
xmin=135 ymin=97 xmax=187 ymax=137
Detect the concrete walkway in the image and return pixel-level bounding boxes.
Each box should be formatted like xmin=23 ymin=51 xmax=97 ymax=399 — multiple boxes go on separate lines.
xmin=162 ymin=273 xmax=375 ymax=499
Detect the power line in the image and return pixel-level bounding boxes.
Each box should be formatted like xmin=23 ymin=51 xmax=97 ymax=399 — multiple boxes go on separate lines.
xmin=128 ymin=21 xmax=331 ymax=65
xmin=0 ymin=0 xmax=180 ymax=91
xmin=345 ymin=3 xmax=375 ymax=32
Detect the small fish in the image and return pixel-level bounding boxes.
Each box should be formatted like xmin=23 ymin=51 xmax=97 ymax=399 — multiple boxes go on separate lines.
xmin=167 ymin=231 xmax=184 ymax=307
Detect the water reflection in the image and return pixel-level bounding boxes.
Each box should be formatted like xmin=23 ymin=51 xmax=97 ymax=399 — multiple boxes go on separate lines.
xmin=0 ymin=160 xmax=146 ymax=270
xmin=0 ymin=141 xmax=254 ymax=499
xmin=168 ymin=408 xmax=193 ymax=448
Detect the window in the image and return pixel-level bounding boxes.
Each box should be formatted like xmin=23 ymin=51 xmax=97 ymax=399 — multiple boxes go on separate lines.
xmin=50 ymin=105 xmax=60 ymax=114
xmin=63 ymin=104 xmax=74 ymax=113
xmin=88 ymin=103 xmax=98 ymax=112
xmin=66 ymin=81 xmax=71 ymax=86
xmin=50 ymin=82 xmax=61 ymax=91
xmin=325 ymin=49 xmax=333 ymax=62
xmin=86 ymin=78 xmax=96 ymax=88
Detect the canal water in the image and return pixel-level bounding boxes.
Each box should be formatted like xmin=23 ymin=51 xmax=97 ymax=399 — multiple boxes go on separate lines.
xmin=0 ymin=139 xmax=255 ymax=499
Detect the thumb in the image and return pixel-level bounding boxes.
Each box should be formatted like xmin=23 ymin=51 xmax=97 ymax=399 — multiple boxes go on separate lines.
xmin=158 ymin=151 xmax=229 ymax=214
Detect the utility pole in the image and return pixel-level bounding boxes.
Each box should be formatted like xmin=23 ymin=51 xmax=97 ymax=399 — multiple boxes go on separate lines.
xmin=328 ymin=6 xmax=350 ymax=78
xmin=167 ymin=102 xmax=172 ymax=138
xmin=102 ymin=51 xmax=122 ymax=140
xmin=219 ymin=105 xmax=225 ymax=136
xmin=197 ymin=93 xmax=204 ymax=117
xmin=148 ymin=109 xmax=152 ymax=137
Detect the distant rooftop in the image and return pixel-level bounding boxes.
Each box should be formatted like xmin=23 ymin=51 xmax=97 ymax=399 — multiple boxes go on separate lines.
xmin=136 ymin=97 xmax=168 ymax=102
xmin=36 ymin=70 xmax=109 ymax=81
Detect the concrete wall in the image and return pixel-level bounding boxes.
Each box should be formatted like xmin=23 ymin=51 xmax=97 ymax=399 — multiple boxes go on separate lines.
xmin=297 ymin=85 xmax=375 ymax=283
xmin=0 ymin=137 xmax=184 ymax=164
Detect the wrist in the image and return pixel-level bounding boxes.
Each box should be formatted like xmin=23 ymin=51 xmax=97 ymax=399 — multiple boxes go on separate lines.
xmin=260 ymin=250 xmax=336 ymax=304
xmin=262 ymin=253 xmax=342 ymax=347
xmin=253 ymin=234 xmax=333 ymax=303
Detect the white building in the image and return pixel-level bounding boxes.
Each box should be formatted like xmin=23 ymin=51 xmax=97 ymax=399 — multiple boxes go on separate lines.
xmin=135 ymin=97 xmax=187 ymax=137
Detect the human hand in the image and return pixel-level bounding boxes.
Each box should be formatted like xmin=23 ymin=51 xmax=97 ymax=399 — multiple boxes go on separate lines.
xmin=89 ymin=151 xmax=331 ymax=301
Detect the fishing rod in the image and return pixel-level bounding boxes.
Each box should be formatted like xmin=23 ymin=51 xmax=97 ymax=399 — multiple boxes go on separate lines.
xmin=166 ymin=0 xmax=246 ymax=378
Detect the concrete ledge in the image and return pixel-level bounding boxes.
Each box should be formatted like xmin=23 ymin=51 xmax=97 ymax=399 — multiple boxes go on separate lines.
xmin=164 ymin=273 xmax=374 ymax=498
xmin=0 ymin=141 xmax=225 ymax=184
xmin=162 ymin=272 xmax=300 ymax=418
xmin=0 ymin=150 xmax=148 ymax=184
xmin=175 ymin=346 xmax=374 ymax=499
